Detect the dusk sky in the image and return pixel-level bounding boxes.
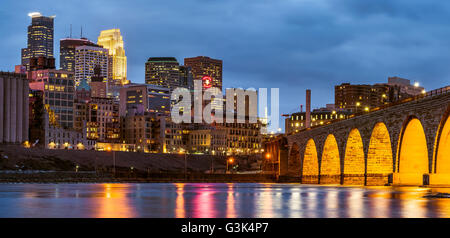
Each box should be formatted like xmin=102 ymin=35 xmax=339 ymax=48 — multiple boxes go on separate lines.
xmin=1 ymin=0 xmax=450 ymax=130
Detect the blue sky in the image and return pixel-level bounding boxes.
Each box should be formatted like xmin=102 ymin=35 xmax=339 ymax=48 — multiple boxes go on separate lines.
xmin=1 ymin=0 xmax=450 ymax=130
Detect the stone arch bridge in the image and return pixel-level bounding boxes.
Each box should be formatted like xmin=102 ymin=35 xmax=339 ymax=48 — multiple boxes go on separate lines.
xmin=265 ymin=86 xmax=450 ymax=186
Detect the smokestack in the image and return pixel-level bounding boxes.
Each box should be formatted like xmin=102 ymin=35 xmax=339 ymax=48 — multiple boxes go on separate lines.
xmin=300 ymin=105 xmax=303 ymax=112
xmin=306 ymin=89 xmax=311 ymax=128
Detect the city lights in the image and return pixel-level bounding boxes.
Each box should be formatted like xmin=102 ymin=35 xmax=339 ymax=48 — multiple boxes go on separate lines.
xmin=0 ymin=0 xmax=450 ymax=222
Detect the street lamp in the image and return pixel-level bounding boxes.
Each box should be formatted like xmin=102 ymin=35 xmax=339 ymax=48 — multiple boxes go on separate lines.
xmin=227 ymin=157 xmax=234 ymax=173
xmin=265 ymin=153 xmax=274 ymax=174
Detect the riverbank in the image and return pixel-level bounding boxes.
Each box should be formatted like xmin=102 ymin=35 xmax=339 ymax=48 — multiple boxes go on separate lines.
xmin=0 ymin=144 xmax=262 ymax=174
xmin=0 ymin=171 xmax=276 ymax=183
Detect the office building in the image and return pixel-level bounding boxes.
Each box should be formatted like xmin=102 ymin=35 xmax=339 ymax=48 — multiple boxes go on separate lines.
xmin=335 ymin=77 xmax=426 ymax=113
xmin=28 ymin=68 xmax=75 ymax=128
xmin=184 ymin=56 xmax=223 ymax=90
xmin=119 ymin=84 xmax=171 ymax=116
xmin=74 ymin=45 xmax=110 ymax=87
xmin=21 ymin=12 xmax=55 ymax=69
xmin=97 ymin=29 xmax=128 ymax=85
xmin=145 ymin=57 xmax=182 ymax=90
xmin=60 ymin=38 xmax=99 ymax=72
xmin=121 ymin=112 xmax=165 ymax=153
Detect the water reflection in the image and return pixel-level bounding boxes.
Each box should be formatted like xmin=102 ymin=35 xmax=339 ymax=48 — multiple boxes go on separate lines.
xmin=226 ymin=184 xmax=236 ymax=218
xmin=175 ymin=183 xmax=185 ymax=218
xmin=0 ymin=183 xmax=450 ymax=217
xmin=97 ymin=184 xmax=137 ymax=218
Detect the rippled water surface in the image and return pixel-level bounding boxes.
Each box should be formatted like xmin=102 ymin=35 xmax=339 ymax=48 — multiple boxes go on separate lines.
xmin=0 ymin=183 xmax=449 ymax=218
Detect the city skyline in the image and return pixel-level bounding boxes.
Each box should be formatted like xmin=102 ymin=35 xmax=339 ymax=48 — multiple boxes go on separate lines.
xmin=1 ymin=0 xmax=450 ymax=128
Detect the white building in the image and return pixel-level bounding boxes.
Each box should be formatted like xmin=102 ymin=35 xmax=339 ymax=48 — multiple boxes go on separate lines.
xmin=74 ymin=45 xmax=110 ymax=87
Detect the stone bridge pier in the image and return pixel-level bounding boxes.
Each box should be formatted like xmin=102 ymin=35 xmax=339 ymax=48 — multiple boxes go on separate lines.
xmin=271 ymin=86 xmax=450 ymax=186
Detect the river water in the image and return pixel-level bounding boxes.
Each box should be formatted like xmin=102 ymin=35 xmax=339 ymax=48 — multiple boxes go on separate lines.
xmin=0 ymin=183 xmax=449 ymax=218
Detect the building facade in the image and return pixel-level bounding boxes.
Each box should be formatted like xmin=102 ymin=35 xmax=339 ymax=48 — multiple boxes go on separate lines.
xmin=386 ymin=76 xmax=425 ymax=97
xmin=28 ymin=69 xmax=75 ymax=128
xmin=121 ymin=112 xmax=166 ymax=153
xmin=0 ymin=72 xmax=29 ymax=143
xmin=89 ymin=65 xmax=108 ymax=98
xmin=60 ymin=38 xmax=99 ymax=72
xmin=119 ymin=84 xmax=171 ymax=117
xmin=21 ymin=13 xmax=54 ymax=69
xmin=145 ymin=57 xmax=182 ymax=90
xmin=179 ymin=65 xmax=194 ymax=90
xmin=91 ymin=97 xmax=120 ymax=142
xmin=74 ymin=45 xmax=110 ymax=87
xmin=184 ymin=56 xmax=223 ymax=90
xmin=335 ymin=77 xmax=426 ymax=113
xmin=44 ymin=112 xmax=95 ymax=150
xmin=97 ymin=29 xmax=128 ymax=86
xmin=285 ymin=108 xmax=354 ymax=134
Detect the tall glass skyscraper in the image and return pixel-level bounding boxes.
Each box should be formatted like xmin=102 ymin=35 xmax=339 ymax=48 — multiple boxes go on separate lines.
xmin=97 ymin=29 xmax=128 ymax=86
xmin=21 ymin=12 xmax=55 ymax=69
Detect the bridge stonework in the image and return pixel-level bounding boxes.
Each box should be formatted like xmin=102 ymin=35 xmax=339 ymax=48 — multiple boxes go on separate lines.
xmin=283 ymin=89 xmax=450 ymax=186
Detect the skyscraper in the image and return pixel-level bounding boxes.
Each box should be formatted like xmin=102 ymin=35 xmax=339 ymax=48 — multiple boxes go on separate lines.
xmin=184 ymin=56 xmax=223 ymax=91
xmin=60 ymin=38 xmax=99 ymax=72
xmin=179 ymin=65 xmax=194 ymax=90
xmin=74 ymin=45 xmax=110 ymax=87
xmin=97 ymin=29 xmax=128 ymax=85
xmin=21 ymin=12 xmax=55 ymax=69
xmin=145 ymin=57 xmax=181 ymax=90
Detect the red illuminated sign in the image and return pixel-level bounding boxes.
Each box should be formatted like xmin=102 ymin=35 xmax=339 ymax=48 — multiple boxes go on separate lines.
xmin=202 ymin=75 xmax=212 ymax=88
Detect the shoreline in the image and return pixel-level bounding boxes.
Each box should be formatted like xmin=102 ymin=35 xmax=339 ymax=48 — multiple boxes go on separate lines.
xmin=0 ymin=171 xmax=277 ymax=184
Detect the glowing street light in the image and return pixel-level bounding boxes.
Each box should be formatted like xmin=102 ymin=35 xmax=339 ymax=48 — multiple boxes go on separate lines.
xmin=266 ymin=153 xmax=275 ymax=174
xmin=227 ymin=157 xmax=234 ymax=173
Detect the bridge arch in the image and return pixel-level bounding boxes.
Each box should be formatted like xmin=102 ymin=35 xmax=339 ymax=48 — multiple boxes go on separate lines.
xmin=302 ymin=139 xmax=319 ymax=183
xmin=433 ymin=106 xmax=450 ymax=185
xmin=343 ymin=128 xmax=365 ymax=185
xmin=396 ymin=116 xmax=429 ymax=185
xmin=320 ymin=134 xmax=341 ymax=184
xmin=367 ymin=122 xmax=393 ymax=185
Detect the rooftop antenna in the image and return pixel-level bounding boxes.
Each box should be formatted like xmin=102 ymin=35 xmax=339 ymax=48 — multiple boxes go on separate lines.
xmin=80 ymin=26 xmax=83 ymax=38
xmin=70 ymin=24 xmax=72 ymax=38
